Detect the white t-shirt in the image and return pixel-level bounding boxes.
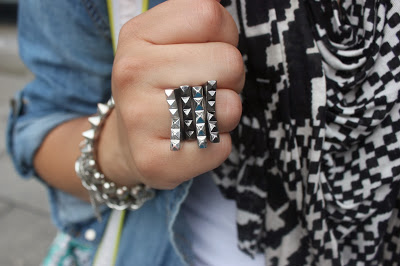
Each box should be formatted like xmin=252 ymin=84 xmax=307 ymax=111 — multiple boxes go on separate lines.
xmin=181 ymin=174 xmax=265 ymax=266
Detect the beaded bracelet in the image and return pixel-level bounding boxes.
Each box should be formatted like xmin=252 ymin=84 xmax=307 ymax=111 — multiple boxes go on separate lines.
xmin=75 ymin=97 xmax=155 ymax=220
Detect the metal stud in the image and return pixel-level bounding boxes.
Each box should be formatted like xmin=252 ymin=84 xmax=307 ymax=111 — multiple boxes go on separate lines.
xmin=82 ymin=129 xmax=95 ymax=140
xmin=88 ymin=116 xmax=101 ymax=127
xmin=107 ymin=97 xmax=115 ymax=107
xmin=76 ymin=97 xmax=155 ymax=213
xmin=205 ymin=80 xmax=220 ymax=143
xmin=165 ymin=89 xmax=181 ymax=151
xmin=180 ymin=85 xmax=196 ymax=140
xmin=192 ymin=86 xmax=207 ymax=148
xmin=97 ymin=103 xmax=110 ymax=116
xmin=80 ymin=143 xmax=93 ymax=154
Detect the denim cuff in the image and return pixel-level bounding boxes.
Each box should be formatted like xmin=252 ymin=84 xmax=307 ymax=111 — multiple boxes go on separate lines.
xmin=7 ymin=90 xmax=83 ymax=180
xmin=6 ymin=90 xmax=109 ymax=234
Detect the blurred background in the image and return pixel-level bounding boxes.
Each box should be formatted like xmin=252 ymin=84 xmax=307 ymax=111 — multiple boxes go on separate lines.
xmin=0 ymin=3 xmax=56 ymax=265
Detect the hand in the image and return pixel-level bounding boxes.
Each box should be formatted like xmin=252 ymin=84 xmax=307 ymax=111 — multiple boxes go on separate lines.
xmin=98 ymin=0 xmax=245 ymax=190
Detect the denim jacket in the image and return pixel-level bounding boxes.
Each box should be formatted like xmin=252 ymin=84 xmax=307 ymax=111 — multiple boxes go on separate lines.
xmin=7 ymin=0 xmax=194 ymax=265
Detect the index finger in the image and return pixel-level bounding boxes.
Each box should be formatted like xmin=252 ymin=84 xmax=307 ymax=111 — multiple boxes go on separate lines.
xmin=118 ymin=0 xmax=239 ymax=47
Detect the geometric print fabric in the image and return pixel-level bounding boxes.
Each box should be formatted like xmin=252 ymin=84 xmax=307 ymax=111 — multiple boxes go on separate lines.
xmin=213 ymin=0 xmax=400 ymax=264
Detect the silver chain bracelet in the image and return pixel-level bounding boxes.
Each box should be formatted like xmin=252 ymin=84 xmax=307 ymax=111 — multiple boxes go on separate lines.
xmin=75 ymin=97 xmax=155 ymax=220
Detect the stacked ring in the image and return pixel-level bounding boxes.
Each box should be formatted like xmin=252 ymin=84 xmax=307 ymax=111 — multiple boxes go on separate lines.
xmin=165 ymin=89 xmax=181 ymax=151
xmin=165 ymin=80 xmax=220 ymax=151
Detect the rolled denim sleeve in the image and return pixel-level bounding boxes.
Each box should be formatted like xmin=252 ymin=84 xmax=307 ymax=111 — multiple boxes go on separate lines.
xmin=7 ymin=91 xmax=83 ymax=179
xmin=6 ymin=0 xmax=113 ymax=231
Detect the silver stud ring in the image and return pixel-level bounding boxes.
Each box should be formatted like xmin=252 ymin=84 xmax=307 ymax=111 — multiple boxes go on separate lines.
xmin=165 ymin=80 xmax=220 ymax=151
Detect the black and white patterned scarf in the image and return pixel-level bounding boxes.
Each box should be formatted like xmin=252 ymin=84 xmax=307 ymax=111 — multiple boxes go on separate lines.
xmin=213 ymin=0 xmax=400 ymax=264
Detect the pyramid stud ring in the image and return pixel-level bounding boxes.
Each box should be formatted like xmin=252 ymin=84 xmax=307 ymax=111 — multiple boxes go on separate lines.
xmin=165 ymin=88 xmax=181 ymax=151
xmin=165 ymin=80 xmax=219 ymax=151
xmin=205 ymin=80 xmax=220 ymax=143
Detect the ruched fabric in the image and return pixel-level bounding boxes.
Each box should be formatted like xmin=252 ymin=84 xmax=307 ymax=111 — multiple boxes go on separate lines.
xmin=214 ymin=0 xmax=400 ymax=264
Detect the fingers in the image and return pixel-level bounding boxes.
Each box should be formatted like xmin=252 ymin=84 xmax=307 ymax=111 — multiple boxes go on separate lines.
xmin=141 ymin=43 xmax=245 ymax=93
xmin=118 ymin=0 xmax=238 ymax=47
xmin=113 ymin=42 xmax=245 ymax=96
xmin=110 ymin=0 xmax=243 ymax=189
xmin=113 ymin=41 xmax=244 ymax=139
xmin=128 ymin=88 xmax=241 ymax=138
xmin=116 ymin=87 xmax=239 ymax=190
xmin=132 ymin=133 xmax=232 ymax=189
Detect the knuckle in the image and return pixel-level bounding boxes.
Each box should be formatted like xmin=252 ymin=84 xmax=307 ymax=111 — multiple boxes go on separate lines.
xmin=192 ymin=0 xmax=223 ymax=33
xmin=229 ymin=22 xmax=239 ymax=46
xmin=118 ymin=18 xmax=141 ymax=43
xmin=222 ymin=136 xmax=232 ymax=159
xmin=118 ymin=22 xmax=131 ymax=42
xmin=225 ymin=45 xmax=244 ymax=78
xmin=219 ymin=44 xmax=244 ymax=88
xmin=220 ymin=91 xmax=242 ymax=131
xmin=112 ymin=56 xmax=146 ymax=90
xmin=229 ymin=94 xmax=242 ymax=126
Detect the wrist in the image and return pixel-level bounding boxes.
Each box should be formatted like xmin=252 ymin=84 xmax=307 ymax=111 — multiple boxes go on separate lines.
xmin=96 ymin=108 xmax=140 ymax=187
xmin=75 ymin=98 xmax=155 ymax=213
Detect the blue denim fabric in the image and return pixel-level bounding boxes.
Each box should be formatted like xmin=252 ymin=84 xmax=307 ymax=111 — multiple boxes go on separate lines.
xmin=7 ymin=0 xmax=193 ymax=265
xmin=116 ymin=181 xmax=194 ymax=266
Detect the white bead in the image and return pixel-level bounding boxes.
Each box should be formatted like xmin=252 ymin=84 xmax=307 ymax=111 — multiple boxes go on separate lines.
xmin=84 ymin=229 xmax=96 ymax=241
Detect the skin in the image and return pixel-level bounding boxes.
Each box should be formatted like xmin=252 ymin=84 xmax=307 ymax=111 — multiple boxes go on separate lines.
xmin=34 ymin=0 xmax=244 ymax=201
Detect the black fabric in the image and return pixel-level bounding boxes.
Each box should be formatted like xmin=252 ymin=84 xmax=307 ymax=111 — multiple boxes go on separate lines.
xmin=214 ymin=0 xmax=400 ymax=264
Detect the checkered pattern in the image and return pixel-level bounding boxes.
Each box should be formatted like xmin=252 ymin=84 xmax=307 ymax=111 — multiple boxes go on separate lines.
xmin=213 ymin=0 xmax=400 ymax=264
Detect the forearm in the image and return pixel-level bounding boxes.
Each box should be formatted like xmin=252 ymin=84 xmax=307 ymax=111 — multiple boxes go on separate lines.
xmin=34 ymin=117 xmax=91 ymax=201
xmin=33 ymin=110 xmax=140 ymax=202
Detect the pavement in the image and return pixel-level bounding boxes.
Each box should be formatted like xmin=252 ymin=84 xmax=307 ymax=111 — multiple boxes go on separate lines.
xmin=0 ymin=23 xmax=57 ymax=265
